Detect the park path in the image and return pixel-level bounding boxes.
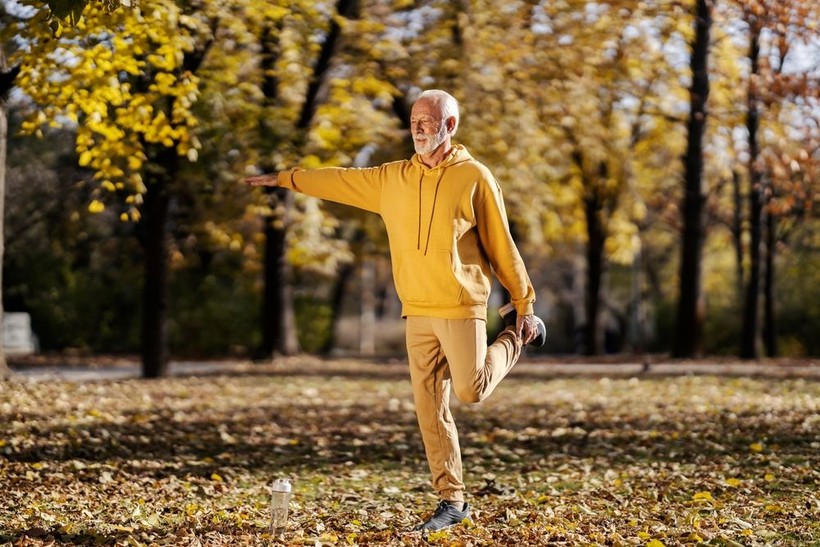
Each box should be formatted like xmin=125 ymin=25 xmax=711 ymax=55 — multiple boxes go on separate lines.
xmin=6 ymin=355 xmax=819 ymax=382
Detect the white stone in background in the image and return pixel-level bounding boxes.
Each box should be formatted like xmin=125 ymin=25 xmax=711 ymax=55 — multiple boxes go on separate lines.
xmin=3 ymin=312 xmax=38 ymax=355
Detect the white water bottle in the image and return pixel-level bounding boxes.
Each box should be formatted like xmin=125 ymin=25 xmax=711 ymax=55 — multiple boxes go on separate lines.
xmin=269 ymin=478 xmax=292 ymax=536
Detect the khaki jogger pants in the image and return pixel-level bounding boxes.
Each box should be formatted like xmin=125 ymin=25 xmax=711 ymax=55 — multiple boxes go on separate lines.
xmin=405 ymin=316 xmax=523 ymax=503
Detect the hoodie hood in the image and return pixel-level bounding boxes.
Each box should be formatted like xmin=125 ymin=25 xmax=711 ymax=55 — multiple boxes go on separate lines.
xmin=410 ymin=144 xmax=474 ymax=172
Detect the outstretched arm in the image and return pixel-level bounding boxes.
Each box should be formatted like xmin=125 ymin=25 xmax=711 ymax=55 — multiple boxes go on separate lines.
xmin=244 ymin=167 xmax=384 ymax=213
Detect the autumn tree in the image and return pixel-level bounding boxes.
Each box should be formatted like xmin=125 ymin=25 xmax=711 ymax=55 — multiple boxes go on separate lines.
xmin=253 ymin=0 xmax=361 ymax=359
xmin=446 ymin=0 xmax=691 ymax=354
xmin=673 ymin=0 xmax=713 ymax=358
xmin=729 ymin=0 xmax=819 ymax=358
xmin=243 ymin=0 xmax=360 ymax=358
xmin=552 ymin=1 xmax=690 ymax=355
xmin=5 ymin=0 xmax=221 ymax=377
xmin=0 ymin=0 xmax=108 ymax=375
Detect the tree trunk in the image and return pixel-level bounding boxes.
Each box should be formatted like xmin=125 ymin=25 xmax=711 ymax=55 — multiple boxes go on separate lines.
xmin=297 ymin=0 xmax=359 ymax=129
xmin=135 ymin=36 xmax=212 ymax=376
xmin=674 ymin=0 xmax=712 ymax=358
xmin=322 ymin=260 xmax=355 ymax=355
xmin=583 ymin=189 xmax=605 ymax=356
xmin=321 ymin=227 xmax=365 ymax=355
xmin=0 ymin=104 xmax=7 ymax=376
xmin=0 ymin=51 xmax=16 ymax=377
xmin=762 ymin=202 xmax=777 ymax=357
xmin=732 ymin=169 xmax=744 ymax=301
xmin=137 ymin=162 xmax=173 ymax=378
xmin=256 ymin=23 xmax=298 ymax=359
xmin=359 ymin=253 xmax=376 ymax=356
xmin=569 ymin=150 xmax=608 ymax=357
xmin=259 ymin=188 xmax=299 ymax=357
xmin=0 ymin=78 xmax=7 ymax=376
xmin=629 ymin=235 xmax=646 ymax=354
xmin=740 ymin=18 xmax=762 ymax=360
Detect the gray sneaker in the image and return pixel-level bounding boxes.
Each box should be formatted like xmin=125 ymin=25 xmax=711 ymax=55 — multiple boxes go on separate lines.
xmin=412 ymin=501 xmax=470 ymax=531
xmin=499 ymin=303 xmax=547 ymax=347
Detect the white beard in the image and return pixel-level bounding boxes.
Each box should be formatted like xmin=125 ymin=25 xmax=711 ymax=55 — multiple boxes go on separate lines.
xmin=413 ymin=123 xmax=449 ymax=155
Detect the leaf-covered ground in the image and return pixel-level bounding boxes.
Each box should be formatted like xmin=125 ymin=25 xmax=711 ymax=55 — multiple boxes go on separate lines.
xmin=1 ymin=359 xmax=818 ymax=546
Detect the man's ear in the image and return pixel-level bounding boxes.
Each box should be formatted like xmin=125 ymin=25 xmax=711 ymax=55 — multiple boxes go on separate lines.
xmin=446 ymin=116 xmax=457 ymax=133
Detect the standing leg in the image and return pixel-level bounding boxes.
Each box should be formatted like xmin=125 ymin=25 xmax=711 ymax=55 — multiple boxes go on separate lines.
xmin=433 ymin=318 xmax=522 ymax=404
xmin=406 ymin=316 xmax=464 ymax=503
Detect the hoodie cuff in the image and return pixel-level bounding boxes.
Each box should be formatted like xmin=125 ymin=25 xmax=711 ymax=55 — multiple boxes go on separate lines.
xmin=277 ymin=169 xmax=299 ymax=188
xmin=514 ymin=301 xmax=534 ymax=317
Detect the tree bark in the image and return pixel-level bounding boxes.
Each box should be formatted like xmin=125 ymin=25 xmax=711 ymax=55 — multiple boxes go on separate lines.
xmin=321 ymin=227 xmax=365 ymax=355
xmin=0 ymin=67 xmax=8 ymax=376
xmin=583 ymin=184 xmax=606 ymax=355
xmin=322 ymin=261 xmax=354 ymax=355
xmin=134 ymin=32 xmax=213 ymax=377
xmin=0 ymin=49 xmax=17 ymax=377
xmin=571 ymin=148 xmax=608 ymax=356
xmin=137 ymin=147 xmax=177 ymax=378
xmin=297 ymin=0 xmax=359 ymax=130
xmin=762 ymin=200 xmax=777 ymax=357
xmin=673 ymin=0 xmax=712 ymax=358
xmin=256 ymin=23 xmax=299 ymax=358
xmin=731 ymin=169 xmax=744 ymax=301
xmin=259 ymin=188 xmax=299 ymax=357
xmin=359 ymin=252 xmax=376 ymax=356
xmin=740 ymin=17 xmax=762 ymax=360
xmin=583 ymin=200 xmax=604 ymax=356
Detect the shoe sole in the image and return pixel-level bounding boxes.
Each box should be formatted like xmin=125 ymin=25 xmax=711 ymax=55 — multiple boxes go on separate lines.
xmin=530 ymin=316 xmax=546 ymax=347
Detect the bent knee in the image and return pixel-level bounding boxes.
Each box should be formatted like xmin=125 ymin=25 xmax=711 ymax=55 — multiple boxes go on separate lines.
xmin=454 ymin=384 xmax=488 ymax=404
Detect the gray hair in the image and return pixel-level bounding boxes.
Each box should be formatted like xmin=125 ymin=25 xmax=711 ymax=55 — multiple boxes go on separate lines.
xmin=416 ymin=89 xmax=460 ymax=135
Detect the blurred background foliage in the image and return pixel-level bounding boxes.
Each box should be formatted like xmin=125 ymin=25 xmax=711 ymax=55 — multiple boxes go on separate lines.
xmin=1 ymin=0 xmax=818 ymax=361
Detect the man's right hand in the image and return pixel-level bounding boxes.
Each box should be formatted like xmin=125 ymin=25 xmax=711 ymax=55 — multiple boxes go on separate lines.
xmin=243 ymin=173 xmax=279 ymax=187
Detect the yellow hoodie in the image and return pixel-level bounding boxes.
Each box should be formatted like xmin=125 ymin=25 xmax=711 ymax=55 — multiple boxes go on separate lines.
xmin=277 ymin=145 xmax=535 ymax=320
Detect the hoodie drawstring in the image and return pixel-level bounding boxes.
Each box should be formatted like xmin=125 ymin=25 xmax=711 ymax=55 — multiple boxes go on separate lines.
xmin=423 ymin=171 xmax=444 ymax=256
xmin=416 ymin=146 xmax=458 ymax=254
xmin=417 ymin=170 xmax=444 ymax=256
xmin=417 ymin=173 xmax=423 ymax=250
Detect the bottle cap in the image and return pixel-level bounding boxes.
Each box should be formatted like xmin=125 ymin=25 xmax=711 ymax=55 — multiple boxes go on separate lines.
xmin=271 ymin=478 xmax=291 ymax=493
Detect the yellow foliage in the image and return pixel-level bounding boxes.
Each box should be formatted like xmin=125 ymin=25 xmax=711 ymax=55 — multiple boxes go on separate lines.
xmin=88 ymin=200 xmax=106 ymax=214
xmin=692 ymin=491 xmax=714 ymax=503
xmin=5 ymin=0 xmax=218 ymax=203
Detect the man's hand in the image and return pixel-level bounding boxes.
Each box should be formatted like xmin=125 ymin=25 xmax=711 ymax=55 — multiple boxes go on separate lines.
xmin=244 ymin=173 xmax=279 ymax=187
xmin=516 ymin=314 xmax=539 ymax=345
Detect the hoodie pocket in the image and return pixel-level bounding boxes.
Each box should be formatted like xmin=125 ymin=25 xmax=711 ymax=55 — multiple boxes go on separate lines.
xmin=395 ymin=249 xmax=463 ymax=306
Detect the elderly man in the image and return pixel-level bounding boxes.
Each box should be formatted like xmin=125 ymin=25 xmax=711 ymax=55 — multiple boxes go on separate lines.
xmin=245 ymin=89 xmax=546 ymax=531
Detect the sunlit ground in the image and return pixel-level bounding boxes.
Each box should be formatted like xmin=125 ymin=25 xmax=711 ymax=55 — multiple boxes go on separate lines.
xmin=2 ymin=359 xmax=818 ymax=546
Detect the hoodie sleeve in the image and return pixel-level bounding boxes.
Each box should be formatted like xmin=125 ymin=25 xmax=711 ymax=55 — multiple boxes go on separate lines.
xmin=277 ymin=166 xmax=382 ymax=214
xmin=475 ymin=176 xmax=536 ymax=316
